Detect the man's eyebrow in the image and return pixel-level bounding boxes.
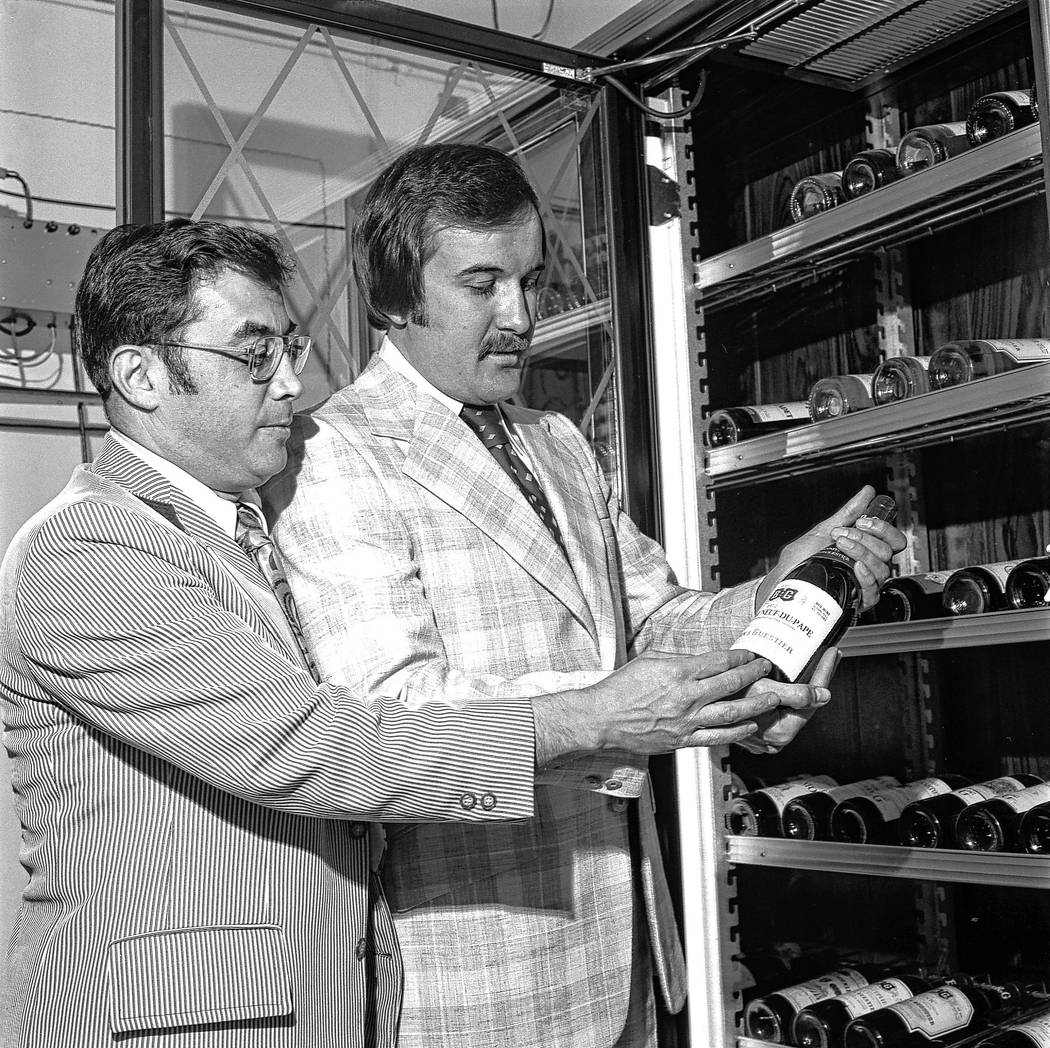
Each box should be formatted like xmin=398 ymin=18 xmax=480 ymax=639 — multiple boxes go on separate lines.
xmin=456 ymin=263 xmax=545 ymax=278
xmin=231 ymin=319 xmax=297 ymax=339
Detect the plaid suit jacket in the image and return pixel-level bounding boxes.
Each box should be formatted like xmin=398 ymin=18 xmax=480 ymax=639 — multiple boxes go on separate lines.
xmin=266 ymin=356 xmax=760 ymax=1048
xmin=0 ymin=435 xmax=540 ymax=1048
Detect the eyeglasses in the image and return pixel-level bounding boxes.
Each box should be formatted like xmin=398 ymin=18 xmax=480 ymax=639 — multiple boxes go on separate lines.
xmin=158 ymin=333 xmax=313 ymax=382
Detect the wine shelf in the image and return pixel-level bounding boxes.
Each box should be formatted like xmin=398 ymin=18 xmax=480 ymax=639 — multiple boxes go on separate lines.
xmin=530 ymin=298 xmax=611 ymax=361
xmin=0 ymin=386 xmax=101 ymax=407
xmin=704 ymin=362 xmax=1050 ymax=488
xmin=727 ymin=836 xmax=1050 ymax=889
xmin=695 ymin=124 xmax=1044 ymax=309
xmin=840 ymin=609 xmax=1050 ymax=657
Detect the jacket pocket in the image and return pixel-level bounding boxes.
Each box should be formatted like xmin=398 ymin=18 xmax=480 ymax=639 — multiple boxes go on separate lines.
xmin=106 ymin=924 xmax=292 ymax=1034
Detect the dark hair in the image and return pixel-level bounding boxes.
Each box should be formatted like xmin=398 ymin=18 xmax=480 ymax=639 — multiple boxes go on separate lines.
xmin=352 ymin=142 xmax=544 ymax=330
xmin=75 ymin=218 xmax=294 ymax=401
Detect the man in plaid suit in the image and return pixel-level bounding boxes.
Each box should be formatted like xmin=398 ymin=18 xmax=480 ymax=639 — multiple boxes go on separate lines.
xmin=267 ymin=144 xmax=904 ymax=1047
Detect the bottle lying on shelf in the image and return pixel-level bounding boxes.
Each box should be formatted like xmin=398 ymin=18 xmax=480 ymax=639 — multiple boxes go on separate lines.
xmin=841 ymin=149 xmax=899 ymax=199
xmin=782 ymin=776 xmax=901 ymax=842
xmin=966 ymin=88 xmax=1038 ymax=146
xmin=829 ymin=775 xmax=972 ymax=844
xmin=896 ymin=122 xmax=971 ymax=173
xmin=843 ymin=980 xmax=1033 ymax=1048
xmin=898 ymin=775 xmax=1045 ymax=848
xmin=859 ymin=572 xmax=951 ymax=624
xmin=794 ymin=975 xmax=934 ymax=1048
xmin=808 ymin=374 xmax=875 ymax=421
xmin=975 ymin=1005 xmax=1050 ymax=1047
xmin=955 ymin=782 xmax=1050 ymax=852
xmin=731 ymin=494 xmax=896 ymax=683
xmin=790 ymin=172 xmax=845 ymax=223
xmin=942 ymin=561 xmax=1024 ymax=615
xmin=1019 ymin=800 xmax=1050 ymax=855
xmin=745 ymin=966 xmax=877 ymax=1044
xmin=1005 ymin=558 xmax=1050 ymax=609
xmin=870 ymin=356 xmax=932 ymax=405
xmin=729 ymin=775 xmax=839 ymax=837
xmin=705 ymin=403 xmax=812 ymax=447
xmin=927 ymin=338 xmax=1050 ymax=389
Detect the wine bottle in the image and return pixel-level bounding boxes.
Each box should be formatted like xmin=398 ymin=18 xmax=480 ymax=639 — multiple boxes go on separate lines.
xmin=966 ymin=89 xmax=1037 ymax=146
xmin=870 ymin=357 xmax=931 ymax=405
xmin=975 ymin=1006 xmax=1050 ymax=1046
xmin=731 ymin=494 xmax=897 ymax=683
xmin=942 ymin=561 xmax=1023 ymax=615
xmin=928 ymin=338 xmax=1050 ymax=389
xmin=808 ymin=375 xmax=875 ymax=421
xmin=728 ymin=775 xmax=839 ymax=837
xmin=1019 ymin=801 xmax=1050 ymax=854
xmin=955 ymin=782 xmax=1050 ymax=852
xmin=844 ymin=981 xmax=1029 ymax=1048
xmin=830 ymin=776 xmax=972 ymax=845
xmin=745 ymin=967 xmax=875 ymax=1044
xmin=1005 ymin=558 xmax=1050 ymax=609
xmin=790 ymin=173 xmax=845 ymax=223
xmin=896 ymin=123 xmax=971 ymax=174
xmin=860 ymin=573 xmax=951 ymax=624
xmin=705 ymin=403 xmax=812 ymax=447
xmin=783 ymin=776 xmax=901 ymax=842
xmin=794 ymin=976 xmax=932 ymax=1048
xmin=898 ymin=775 xmax=1045 ymax=848
xmin=842 ymin=150 xmax=899 ymax=199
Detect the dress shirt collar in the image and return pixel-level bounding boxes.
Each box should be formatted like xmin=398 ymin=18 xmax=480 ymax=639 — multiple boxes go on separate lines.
xmin=108 ymin=428 xmax=241 ymax=538
xmin=379 ymin=336 xmax=464 ymax=416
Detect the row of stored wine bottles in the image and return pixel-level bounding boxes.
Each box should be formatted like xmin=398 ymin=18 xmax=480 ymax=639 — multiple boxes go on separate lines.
xmin=789 ymin=86 xmax=1037 ymax=223
xmin=704 ymin=339 xmax=1050 ymax=446
xmin=859 ymin=557 xmax=1050 ymax=621
xmin=729 ymin=773 xmax=1050 ymax=852
xmin=745 ymin=963 xmax=1050 ymax=1048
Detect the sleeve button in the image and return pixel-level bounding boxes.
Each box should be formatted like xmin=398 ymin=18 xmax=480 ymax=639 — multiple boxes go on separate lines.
xmin=584 ymin=775 xmax=602 ymax=787
xmin=480 ymin=792 xmax=497 ymax=810
xmin=604 ymin=779 xmax=623 ymax=792
xmin=350 ymin=822 xmax=367 ymax=838
xmin=460 ymin=792 xmax=478 ymax=810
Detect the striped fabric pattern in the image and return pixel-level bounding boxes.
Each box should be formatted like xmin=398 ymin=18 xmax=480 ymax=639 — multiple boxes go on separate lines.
xmin=266 ymin=355 xmax=761 ymax=1048
xmin=0 ymin=435 xmax=541 ymax=1047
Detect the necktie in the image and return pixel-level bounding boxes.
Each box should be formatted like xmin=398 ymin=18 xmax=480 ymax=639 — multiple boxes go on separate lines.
xmin=235 ymin=501 xmax=320 ymax=682
xmin=459 ymin=404 xmax=564 ymax=549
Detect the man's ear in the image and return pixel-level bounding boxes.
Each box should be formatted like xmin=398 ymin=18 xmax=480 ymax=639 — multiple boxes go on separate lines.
xmin=109 ymin=344 xmax=162 ymax=411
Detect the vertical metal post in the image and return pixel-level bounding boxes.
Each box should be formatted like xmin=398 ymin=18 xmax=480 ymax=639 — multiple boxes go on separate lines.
xmin=1029 ymin=0 xmax=1050 ymax=249
xmin=116 ymin=0 xmax=165 ymax=224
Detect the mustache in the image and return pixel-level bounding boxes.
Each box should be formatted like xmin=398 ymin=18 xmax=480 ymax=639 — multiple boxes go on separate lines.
xmin=479 ymin=332 xmax=531 ymax=360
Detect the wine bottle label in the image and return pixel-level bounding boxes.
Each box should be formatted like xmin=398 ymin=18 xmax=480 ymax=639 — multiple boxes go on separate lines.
xmin=731 ymin=578 xmax=844 ymax=681
xmin=953 ymin=777 xmax=1032 ymax=805
xmin=993 ymin=782 xmax=1050 ymax=814
xmin=775 ymin=969 xmax=869 ymax=1011
xmin=751 ymin=776 xmax=839 ymax=812
xmin=978 ymin=338 xmax=1050 ymax=363
xmin=821 ymin=776 xmax=900 ymax=804
xmin=739 ymin=403 xmax=812 ymax=423
xmin=920 ymin=571 xmax=954 ymax=586
xmin=864 ymin=778 xmax=953 ymax=820
xmin=886 ymin=986 xmax=974 ymax=1036
xmin=1007 ymin=1011 xmax=1050 ymax=1046
xmin=839 ymin=978 xmax=916 ymax=1019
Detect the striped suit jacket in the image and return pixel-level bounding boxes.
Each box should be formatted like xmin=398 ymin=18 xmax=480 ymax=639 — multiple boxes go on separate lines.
xmin=266 ymin=356 xmax=761 ymax=1048
xmin=0 ymin=435 xmax=541 ymax=1048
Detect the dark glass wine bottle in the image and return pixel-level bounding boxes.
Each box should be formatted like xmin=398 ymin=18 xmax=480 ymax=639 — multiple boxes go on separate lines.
xmin=745 ymin=967 xmax=875 ymax=1044
xmin=896 ymin=123 xmax=970 ymax=173
xmin=860 ymin=573 xmax=951 ymax=625
xmin=974 ymin=1005 xmax=1050 ymax=1046
xmin=942 ymin=562 xmax=1023 ymax=615
xmin=830 ymin=776 xmax=972 ymax=845
xmin=898 ymin=776 xmax=1044 ymax=848
xmin=966 ymin=89 xmax=1038 ymax=146
xmin=705 ymin=404 xmax=812 ymax=447
xmin=870 ymin=357 xmax=931 ymax=405
xmin=1005 ymin=558 xmax=1050 ymax=609
xmin=790 ymin=173 xmax=844 ymax=222
xmin=1020 ymin=801 xmax=1050 ymax=854
xmin=928 ymin=339 xmax=1050 ymax=389
xmin=731 ymin=495 xmax=897 ymax=683
xmin=783 ymin=776 xmax=901 ymax=842
xmin=808 ymin=375 xmax=875 ymax=421
xmin=955 ymin=782 xmax=1050 ymax=852
xmin=842 ymin=150 xmax=899 ymax=199
xmin=843 ymin=981 xmax=1029 ymax=1048
xmin=794 ymin=976 xmax=932 ymax=1048
xmin=728 ymin=775 xmax=839 ymax=837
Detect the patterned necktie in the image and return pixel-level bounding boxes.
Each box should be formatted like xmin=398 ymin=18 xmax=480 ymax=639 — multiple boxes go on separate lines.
xmin=459 ymin=404 xmax=564 ymax=549
xmin=234 ymin=501 xmax=320 ymax=682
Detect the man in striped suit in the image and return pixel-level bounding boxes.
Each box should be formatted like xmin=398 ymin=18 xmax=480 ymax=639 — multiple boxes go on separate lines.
xmin=267 ymin=144 xmax=905 ymax=1048
xmin=0 ymin=219 xmax=791 ymax=1047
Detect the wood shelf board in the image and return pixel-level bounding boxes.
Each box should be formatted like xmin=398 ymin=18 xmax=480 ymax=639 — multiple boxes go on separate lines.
xmin=727 ymin=836 xmax=1050 ymax=889
xmin=840 ymin=608 xmax=1050 ymax=656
